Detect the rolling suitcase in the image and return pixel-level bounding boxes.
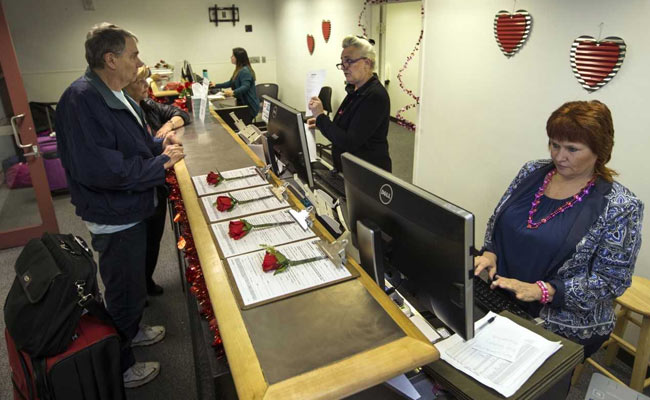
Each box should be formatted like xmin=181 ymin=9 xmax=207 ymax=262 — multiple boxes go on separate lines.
xmin=37 ymin=135 xmax=67 ymax=192
xmin=6 ymin=314 xmax=125 ymax=400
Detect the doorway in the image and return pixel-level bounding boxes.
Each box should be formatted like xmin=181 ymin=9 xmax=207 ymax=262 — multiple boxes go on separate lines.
xmin=0 ymin=3 xmax=58 ymax=248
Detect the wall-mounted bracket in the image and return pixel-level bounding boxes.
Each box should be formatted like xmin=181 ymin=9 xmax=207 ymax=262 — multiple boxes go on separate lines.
xmin=209 ymin=4 xmax=239 ymax=27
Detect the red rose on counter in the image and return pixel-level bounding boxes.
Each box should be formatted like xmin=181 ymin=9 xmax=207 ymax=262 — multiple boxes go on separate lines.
xmin=206 ymin=171 xmax=223 ymax=186
xmin=176 ymin=85 xmax=184 ymax=93
xmin=262 ymin=252 xmax=281 ymax=272
xmin=215 ymin=195 xmax=236 ymax=212
xmin=185 ymin=81 xmax=192 ymax=89
xmin=228 ymin=220 xmax=252 ymax=240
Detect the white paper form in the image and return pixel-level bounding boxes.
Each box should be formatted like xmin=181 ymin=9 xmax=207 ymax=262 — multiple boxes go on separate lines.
xmin=304 ymin=69 xmax=326 ymax=117
xmin=211 ymin=209 xmax=316 ymax=258
xmin=227 ymin=239 xmax=352 ymax=306
xmin=201 ymin=185 xmax=290 ymax=223
xmin=436 ymin=312 xmax=562 ymax=397
xmin=472 ymin=319 xmax=522 ymax=362
xmin=303 ymin=123 xmax=318 ymax=162
xmin=192 ymin=166 xmax=268 ymax=196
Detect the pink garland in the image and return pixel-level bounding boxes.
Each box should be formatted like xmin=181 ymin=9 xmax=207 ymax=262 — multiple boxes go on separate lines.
xmin=358 ymin=1 xmax=424 ymax=132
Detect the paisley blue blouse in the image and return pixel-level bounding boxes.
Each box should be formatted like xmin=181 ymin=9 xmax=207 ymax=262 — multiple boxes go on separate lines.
xmin=483 ymin=160 xmax=644 ymax=340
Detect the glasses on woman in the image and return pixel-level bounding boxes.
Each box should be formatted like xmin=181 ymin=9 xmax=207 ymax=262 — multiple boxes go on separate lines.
xmin=336 ymin=57 xmax=367 ymax=70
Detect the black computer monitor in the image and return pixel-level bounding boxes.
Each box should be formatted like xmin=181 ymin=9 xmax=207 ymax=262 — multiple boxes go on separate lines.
xmin=182 ymin=60 xmax=203 ymax=83
xmin=263 ymin=95 xmax=314 ymax=189
xmin=213 ymin=105 xmax=253 ymax=128
xmin=342 ymin=152 xmax=475 ymax=340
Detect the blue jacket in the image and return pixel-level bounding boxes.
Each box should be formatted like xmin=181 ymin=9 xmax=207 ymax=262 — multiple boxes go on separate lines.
xmin=213 ymin=66 xmax=259 ymax=116
xmin=484 ymin=160 xmax=644 ymax=340
xmin=56 ymin=69 xmax=169 ymax=225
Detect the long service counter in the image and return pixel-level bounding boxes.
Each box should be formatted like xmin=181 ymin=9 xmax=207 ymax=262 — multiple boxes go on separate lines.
xmin=173 ymin=110 xmax=439 ymax=400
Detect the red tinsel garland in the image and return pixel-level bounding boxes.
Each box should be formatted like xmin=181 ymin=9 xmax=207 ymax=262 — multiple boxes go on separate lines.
xmin=166 ymin=169 xmax=225 ymax=357
xmin=358 ymin=1 xmax=424 ymax=132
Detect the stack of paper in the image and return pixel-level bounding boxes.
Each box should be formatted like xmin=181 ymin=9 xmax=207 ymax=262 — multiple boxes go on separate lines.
xmin=192 ymin=166 xmax=268 ymax=196
xmin=200 ymin=185 xmax=290 ymax=223
xmin=211 ymin=209 xmax=316 ymax=258
xmin=435 ymin=312 xmax=562 ymax=397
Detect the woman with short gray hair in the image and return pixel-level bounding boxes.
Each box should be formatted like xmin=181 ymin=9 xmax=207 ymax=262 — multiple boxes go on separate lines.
xmin=308 ymin=35 xmax=391 ymax=172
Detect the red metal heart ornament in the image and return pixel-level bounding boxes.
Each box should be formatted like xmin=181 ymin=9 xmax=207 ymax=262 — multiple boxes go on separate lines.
xmin=493 ymin=10 xmax=532 ymax=58
xmin=322 ymin=20 xmax=331 ymax=43
xmin=570 ymin=36 xmax=626 ymax=92
xmin=307 ymin=34 xmax=315 ymax=55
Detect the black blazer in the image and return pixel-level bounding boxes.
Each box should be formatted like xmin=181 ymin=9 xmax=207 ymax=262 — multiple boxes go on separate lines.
xmin=315 ymin=75 xmax=391 ymax=172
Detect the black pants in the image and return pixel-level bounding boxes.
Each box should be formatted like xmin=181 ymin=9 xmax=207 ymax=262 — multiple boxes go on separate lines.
xmin=91 ymin=222 xmax=147 ymax=372
xmin=145 ymin=189 xmax=168 ymax=288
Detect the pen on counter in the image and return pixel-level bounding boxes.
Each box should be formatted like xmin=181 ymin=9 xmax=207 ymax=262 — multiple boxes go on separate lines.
xmin=475 ymin=315 xmax=496 ymax=334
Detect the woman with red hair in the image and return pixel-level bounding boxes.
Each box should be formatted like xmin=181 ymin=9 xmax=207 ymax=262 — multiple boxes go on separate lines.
xmin=475 ymin=100 xmax=643 ymax=357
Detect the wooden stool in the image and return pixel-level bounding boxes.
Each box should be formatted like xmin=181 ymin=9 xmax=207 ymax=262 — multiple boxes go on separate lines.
xmin=573 ymin=276 xmax=650 ymax=391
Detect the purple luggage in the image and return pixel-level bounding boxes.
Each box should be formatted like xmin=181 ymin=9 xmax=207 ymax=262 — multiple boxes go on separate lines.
xmin=37 ymin=135 xmax=67 ymax=192
xmin=3 ymin=134 xmax=67 ymax=192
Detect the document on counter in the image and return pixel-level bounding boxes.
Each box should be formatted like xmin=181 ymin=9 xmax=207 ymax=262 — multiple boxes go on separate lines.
xmin=435 ymin=312 xmax=562 ymax=397
xmin=192 ymin=166 xmax=268 ymax=196
xmin=226 ymin=239 xmax=356 ymax=308
xmin=211 ymin=209 xmax=316 ymax=258
xmin=200 ymin=185 xmax=290 ymax=223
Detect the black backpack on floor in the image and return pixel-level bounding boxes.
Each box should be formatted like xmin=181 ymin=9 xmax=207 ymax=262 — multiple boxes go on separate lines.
xmin=4 ymin=233 xmax=107 ymax=358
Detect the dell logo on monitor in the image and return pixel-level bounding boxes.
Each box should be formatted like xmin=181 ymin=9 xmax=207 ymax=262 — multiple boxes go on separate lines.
xmin=379 ymin=184 xmax=393 ymax=205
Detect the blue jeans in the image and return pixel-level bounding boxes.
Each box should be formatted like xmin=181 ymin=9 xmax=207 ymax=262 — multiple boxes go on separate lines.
xmin=91 ymin=222 xmax=147 ymax=372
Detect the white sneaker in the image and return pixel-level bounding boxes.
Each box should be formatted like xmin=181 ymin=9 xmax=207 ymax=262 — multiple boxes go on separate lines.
xmin=132 ymin=324 xmax=165 ymax=347
xmin=123 ymin=361 xmax=160 ymax=388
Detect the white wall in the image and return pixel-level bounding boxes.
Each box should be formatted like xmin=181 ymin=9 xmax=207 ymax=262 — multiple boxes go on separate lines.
xmin=3 ymin=0 xmax=279 ymax=102
xmin=272 ymin=0 xmax=371 ymax=112
xmin=383 ymin=1 xmax=422 ymax=122
xmin=416 ymin=0 xmax=650 ymax=279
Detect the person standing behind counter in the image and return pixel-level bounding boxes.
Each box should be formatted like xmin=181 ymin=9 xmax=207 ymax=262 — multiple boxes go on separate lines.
xmin=474 ymin=100 xmax=643 ymax=359
xmin=211 ymin=47 xmax=259 ymax=124
xmin=308 ymin=35 xmax=392 ymax=172
xmin=125 ymin=65 xmax=190 ymax=297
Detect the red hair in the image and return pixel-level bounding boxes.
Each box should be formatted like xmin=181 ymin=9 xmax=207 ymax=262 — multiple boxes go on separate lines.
xmin=546 ymin=100 xmax=617 ymax=182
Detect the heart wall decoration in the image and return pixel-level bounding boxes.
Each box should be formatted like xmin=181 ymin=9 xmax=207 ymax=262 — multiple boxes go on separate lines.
xmin=322 ymin=20 xmax=331 ymax=43
xmin=307 ymin=34 xmax=315 ymax=55
xmin=570 ymin=36 xmax=626 ymax=92
xmin=494 ymin=10 xmax=532 ymax=58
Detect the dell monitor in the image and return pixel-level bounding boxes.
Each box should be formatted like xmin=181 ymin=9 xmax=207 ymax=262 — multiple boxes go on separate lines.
xmin=342 ymin=152 xmax=475 ymax=340
xmin=263 ymin=95 xmax=314 ymax=189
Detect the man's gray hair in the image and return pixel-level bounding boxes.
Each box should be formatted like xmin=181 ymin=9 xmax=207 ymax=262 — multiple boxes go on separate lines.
xmin=85 ymin=22 xmax=137 ymax=70
xmin=342 ymin=35 xmax=376 ymax=69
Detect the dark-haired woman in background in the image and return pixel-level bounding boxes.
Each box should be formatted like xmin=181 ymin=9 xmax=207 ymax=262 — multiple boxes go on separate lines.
xmin=211 ymin=47 xmax=259 ymax=124
xmin=474 ymin=100 xmax=643 ymax=358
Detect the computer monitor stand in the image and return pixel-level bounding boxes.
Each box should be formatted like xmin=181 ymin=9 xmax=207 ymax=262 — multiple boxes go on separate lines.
xmin=356 ymin=219 xmax=387 ymax=290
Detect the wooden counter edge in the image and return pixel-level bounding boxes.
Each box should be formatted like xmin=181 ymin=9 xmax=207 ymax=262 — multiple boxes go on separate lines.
xmin=263 ymin=337 xmax=439 ymax=400
xmin=174 ymin=159 xmax=268 ymax=399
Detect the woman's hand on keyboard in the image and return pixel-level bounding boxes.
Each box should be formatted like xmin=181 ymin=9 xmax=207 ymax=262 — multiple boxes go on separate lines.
xmin=474 ymin=251 xmax=497 ymax=280
xmin=490 ymin=276 xmax=541 ymax=302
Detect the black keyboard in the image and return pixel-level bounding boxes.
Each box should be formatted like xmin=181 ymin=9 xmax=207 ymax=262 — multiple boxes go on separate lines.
xmin=314 ymin=169 xmax=346 ymax=195
xmin=474 ymin=276 xmax=533 ymax=320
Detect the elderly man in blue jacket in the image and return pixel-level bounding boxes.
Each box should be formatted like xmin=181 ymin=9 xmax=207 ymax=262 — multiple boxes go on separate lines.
xmin=56 ymin=22 xmax=184 ymax=388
